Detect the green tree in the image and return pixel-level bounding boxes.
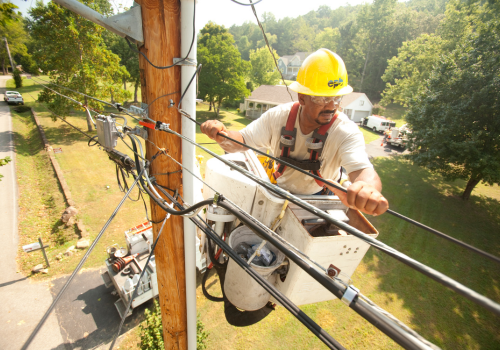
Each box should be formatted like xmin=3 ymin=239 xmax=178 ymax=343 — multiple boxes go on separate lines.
xmin=28 ymin=0 xmax=130 ymax=131
xmin=313 ymin=27 xmax=341 ymax=51
xmin=198 ymin=23 xmax=250 ymax=117
xmin=107 ymin=35 xmax=140 ymax=103
xmin=405 ymin=22 xmax=500 ymax=200
xmin=0 ymin=4 xmax=28 ymax=74
xmin=249 ymin=47 xmax=280 ymax=87
xmin=381 ymin=34 xmax=443 ymax=106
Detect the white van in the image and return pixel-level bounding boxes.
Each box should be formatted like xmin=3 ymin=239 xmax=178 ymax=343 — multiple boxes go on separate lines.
xmin=362 ymin=115 xmax=396 ymax=133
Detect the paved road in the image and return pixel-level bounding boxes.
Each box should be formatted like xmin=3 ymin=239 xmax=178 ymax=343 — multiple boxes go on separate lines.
xmin=0 ymin=76 xmax=65 ymax=349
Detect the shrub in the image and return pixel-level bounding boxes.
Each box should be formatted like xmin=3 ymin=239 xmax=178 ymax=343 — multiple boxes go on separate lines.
xmin=372 ymin=104 xmax=386 ymax=115
xmin=139 ymin=299 xmax=209 ymax=350
xmin=256 ymin=103 xmax=261 ymax=109
xmin=13 ymin=69 xmax=23 ymax=88
xmin=237 ymin=108 xmax=240 ymax=113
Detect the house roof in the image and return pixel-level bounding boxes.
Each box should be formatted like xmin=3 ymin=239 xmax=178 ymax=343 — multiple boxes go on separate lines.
xmin=246 ymin=85 xmax=298 ymax=105
xmin=340 ymin=92 xmax=372 ymax=108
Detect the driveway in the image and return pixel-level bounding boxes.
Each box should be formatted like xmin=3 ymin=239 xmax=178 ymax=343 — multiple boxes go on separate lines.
xmin=364 ymin=133 xmax=409 ymax=159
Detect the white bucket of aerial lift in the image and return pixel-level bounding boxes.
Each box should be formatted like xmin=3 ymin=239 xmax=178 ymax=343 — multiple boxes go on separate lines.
xmin=203 ymin=150 xmax=379 ymax=307
xmin=224 ymin=226 xmax=285 ymax=311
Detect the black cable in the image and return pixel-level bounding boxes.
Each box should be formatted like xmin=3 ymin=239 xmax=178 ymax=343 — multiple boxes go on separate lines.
xmin=21 ymin=168 xmax=145 ymax=350
xmin=128 ymin=134 xmax=214 ymax=216
xmin=125 ymin=0 xmax=196 ymax=70
xmin=162 ymin=192 xmax=346 ymax=350
xmin=230 ymin=0 xmax=263 ymax=4
xmin=142 ymin=91 xmax=180 ymax=117
xmin=201 ymin=268 xmax=224 ymax=302
xmin=47 ymin=107 xmax=93 ymax=140
xmin=108 ymin=215 xmax=169 ymax=350
xmin=180 ymin=113 xmax=500 ymax=265
xmin=30 ymin=75 xmax=142 ymax=122
xmin=177 ymin=64 xmax=202 ymax=110
xmin=162 ymin=126 xmax=500 ymax=317
xmin=88 ymin=135 xmax=99 ymax=147
xmin=218 ymin=199 xmax=434 ymax=350
xmin=248 ymin=0 xmax=294 ymax=101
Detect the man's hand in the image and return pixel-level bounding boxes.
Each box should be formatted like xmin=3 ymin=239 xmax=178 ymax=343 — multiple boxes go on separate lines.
xmin=200 ymin=120 xmax=248 ymax=153
xmin=200 ymin=120 xmax=229 ymax=144
xmin=326 ymin=180 xmax=389 ymax=216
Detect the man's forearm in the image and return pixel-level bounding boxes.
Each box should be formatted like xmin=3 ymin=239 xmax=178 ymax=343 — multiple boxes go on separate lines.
xmin=348 ymin=168 xmax=382 ymax=192
xmin=218 ymin=131 xmax=249 ymax=153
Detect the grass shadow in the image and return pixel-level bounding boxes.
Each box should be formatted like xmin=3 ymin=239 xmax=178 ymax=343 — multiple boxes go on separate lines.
xmin=358 ymin=157 xmax=500 ymax=349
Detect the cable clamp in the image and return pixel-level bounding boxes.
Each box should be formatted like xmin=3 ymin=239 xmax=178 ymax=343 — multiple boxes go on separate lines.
xmin=341 ymin=285 xmax=359 ymax=306
xmin=157 ymin=122 xmax=171 ymax=132
xmin=213 ymin=193 xmax=220 ymax=207
xmin=173 ymin=57 xmax=197 ymax=66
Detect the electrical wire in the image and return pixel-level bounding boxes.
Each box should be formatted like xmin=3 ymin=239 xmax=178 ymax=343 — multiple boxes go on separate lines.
xmin=158 ymin=153 xmax=438 ymax=349
xmin=158 ymin=191 xmax=347 ymax=350
xmin=178 ymin=111 xmax=500 ymax=264
xmin=160 ymin=125 xmax=500 ymax=317
xmin=248 ymin=0 xmax=294 ymax=101
xmin=29 ymin=75 xmax=142 ymax=122
xmin=108 ymin=214 xmax=169 ymax=350
xmin=124 ymin=0 xmax=196 ymax=70
xmin=230 ymin=0 xmax=264 ymax=5
xmin=21 ymin=168 xmax=145 ymax=350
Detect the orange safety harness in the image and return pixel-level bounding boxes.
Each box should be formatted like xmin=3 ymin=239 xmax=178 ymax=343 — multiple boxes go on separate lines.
xmin=273 ymin=102 xmax=339 ymax=187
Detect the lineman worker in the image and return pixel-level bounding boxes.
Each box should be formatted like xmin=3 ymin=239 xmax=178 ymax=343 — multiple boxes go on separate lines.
xmin=201 ymin=49 xmax=388 ymax=216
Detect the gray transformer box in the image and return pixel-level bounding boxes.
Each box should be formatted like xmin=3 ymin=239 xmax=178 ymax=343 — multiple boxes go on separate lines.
xmin=96 ymin=115 xmax=119 ymax=151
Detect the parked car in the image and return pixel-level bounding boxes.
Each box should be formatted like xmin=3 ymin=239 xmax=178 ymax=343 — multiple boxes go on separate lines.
xmin=4 ymin=91 xmax=24 ymax=105
xmin=362 ymin=115 xmax=395 ymax=133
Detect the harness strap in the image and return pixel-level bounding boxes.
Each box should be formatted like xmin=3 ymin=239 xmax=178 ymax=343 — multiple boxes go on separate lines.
xmin=274 ymin=101 xmax=339 ymax=187
xmin=310 ymin=112 xmax=339 ymax=186
xmin=275 ymin=102 xmax=300 ymax=178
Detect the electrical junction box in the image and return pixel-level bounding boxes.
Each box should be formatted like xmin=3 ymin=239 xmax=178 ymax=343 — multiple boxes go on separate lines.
xmin=96 ymin=115 xmax=119 ymax=151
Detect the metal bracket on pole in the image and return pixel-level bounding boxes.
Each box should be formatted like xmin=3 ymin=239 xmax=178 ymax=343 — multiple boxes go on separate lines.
xmin=52 ymin=0 xmax=144 ymax=45
xmin=173 ymin=58 xmax=197 ymax=66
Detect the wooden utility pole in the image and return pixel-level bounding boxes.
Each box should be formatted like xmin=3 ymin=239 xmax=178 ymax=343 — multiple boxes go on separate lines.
xmin=137 ymin=1 xmax=187 ymax=348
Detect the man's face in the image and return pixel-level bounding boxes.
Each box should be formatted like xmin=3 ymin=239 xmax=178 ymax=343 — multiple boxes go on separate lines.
xmin=300 ymin=94 xmax=342 ymax=126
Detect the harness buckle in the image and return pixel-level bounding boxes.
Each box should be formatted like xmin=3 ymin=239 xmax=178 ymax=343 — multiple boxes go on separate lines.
xmin=279 ymin=126 xmax=297 ymax=152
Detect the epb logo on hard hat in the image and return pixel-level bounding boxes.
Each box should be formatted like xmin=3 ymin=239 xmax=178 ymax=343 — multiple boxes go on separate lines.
xmin=328 ymin=78 xmax=344 ymax=89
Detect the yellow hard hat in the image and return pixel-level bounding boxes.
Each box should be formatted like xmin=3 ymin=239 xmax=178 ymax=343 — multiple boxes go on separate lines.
xmin=289 ymin=49 xmax=353 ymax=97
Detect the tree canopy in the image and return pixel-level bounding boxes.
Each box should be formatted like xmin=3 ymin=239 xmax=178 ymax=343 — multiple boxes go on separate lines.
xmin=404 ymin=0 xmax=500 ymax=200
xmin=28 ymin=0 xmax=130 ymax=131
xmin=249 ymin=47 xmax=280 ymax=87
xmin=197 ymin=23 xmax=250 ymax=116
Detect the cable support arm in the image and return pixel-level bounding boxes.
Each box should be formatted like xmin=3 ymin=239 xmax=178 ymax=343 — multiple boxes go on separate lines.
xmin=157 ymin=124 xmax=500 ymax=317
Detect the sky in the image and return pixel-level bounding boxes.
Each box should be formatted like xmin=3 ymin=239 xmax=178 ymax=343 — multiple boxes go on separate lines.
xmin=13 ymin=0 xmax=373 ymax=30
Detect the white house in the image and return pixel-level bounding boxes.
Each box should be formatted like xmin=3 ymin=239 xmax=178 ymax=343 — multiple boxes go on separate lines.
xmin=277 ymin=52 xmax=312 ymax=80
xmin=339 ymin=92 xmax=373 ymax=122
xmin=242 ymin=85 xmax=298 ymax=119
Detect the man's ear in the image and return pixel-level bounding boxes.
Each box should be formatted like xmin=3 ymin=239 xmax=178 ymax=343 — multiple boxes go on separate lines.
xmin=298 ymin=93 xmax=307 ymax=106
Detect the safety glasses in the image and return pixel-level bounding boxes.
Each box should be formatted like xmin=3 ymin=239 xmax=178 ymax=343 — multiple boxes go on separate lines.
xmin=310 ymin=95 xmax=343 ymax=105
